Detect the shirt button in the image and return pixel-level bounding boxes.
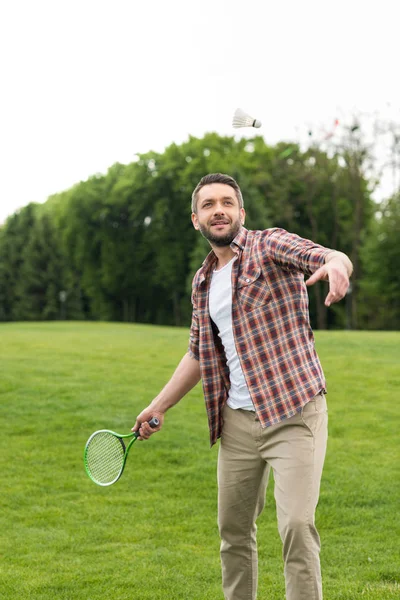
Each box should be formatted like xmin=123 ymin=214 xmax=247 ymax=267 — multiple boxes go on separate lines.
xmin=246 ymin=278 xmax=250 ymax=283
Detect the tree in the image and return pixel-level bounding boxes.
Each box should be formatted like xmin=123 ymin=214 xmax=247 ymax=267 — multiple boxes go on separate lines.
xmin=0 ymin=204 xmax=38 ymax=320
xmin=13 ymin=212 xmax=66 ymax=320
xmin=0 ymin=130 xmax=394 ymax=330
xmin=359 ymin=194 xmax=400 ymax=329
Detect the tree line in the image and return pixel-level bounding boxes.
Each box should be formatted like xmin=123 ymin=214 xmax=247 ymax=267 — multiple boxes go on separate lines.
xmin=0 ymin=131 xmax=399 ymax=330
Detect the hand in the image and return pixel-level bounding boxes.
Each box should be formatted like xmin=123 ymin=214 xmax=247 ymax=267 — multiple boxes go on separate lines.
xmin=132 ymin=406 xmax=164 ymax=441
xmin=306 ymin=258 xmax=350 ymax=307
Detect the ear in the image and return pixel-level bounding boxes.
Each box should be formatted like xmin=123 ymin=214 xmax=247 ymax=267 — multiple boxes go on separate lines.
xmin=240 ymin=208 xmax=246 ymax=224
xmin=191 ymin=213 xmax=200 ymax=230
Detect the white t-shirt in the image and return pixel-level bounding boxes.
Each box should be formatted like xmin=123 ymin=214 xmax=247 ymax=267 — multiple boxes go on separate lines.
xmin=209 ymin=256 xmax=255 ymax=411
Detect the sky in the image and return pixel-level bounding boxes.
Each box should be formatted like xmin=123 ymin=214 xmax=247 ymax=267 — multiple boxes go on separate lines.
xmin=1 ymin=0 xmax=399 ymax=224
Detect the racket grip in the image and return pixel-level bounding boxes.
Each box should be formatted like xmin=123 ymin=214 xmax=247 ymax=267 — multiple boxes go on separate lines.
xmin=134 ymin=416 xmax=160 ymax=437
xmin=148 ymin=417 xmax=160 ymax=428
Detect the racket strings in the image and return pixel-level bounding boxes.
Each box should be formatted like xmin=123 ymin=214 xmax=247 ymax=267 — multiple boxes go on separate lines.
xmin=85 ymin=432 xmax=125 ymax=485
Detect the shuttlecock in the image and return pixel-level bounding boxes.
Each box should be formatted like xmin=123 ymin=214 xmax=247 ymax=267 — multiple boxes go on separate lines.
xmin=232 ymin=108 xmax=261 ymax=129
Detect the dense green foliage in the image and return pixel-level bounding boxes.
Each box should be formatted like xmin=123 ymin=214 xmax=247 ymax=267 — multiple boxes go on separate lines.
xmin=0 ymin=132 xmax=398 ymax=329
xmin=0 ymin=322 xmax=399 ymax=599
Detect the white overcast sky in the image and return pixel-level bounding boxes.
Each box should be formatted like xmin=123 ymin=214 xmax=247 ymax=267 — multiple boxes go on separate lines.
xmin=0 ymin=0 xmax=399 ymax=224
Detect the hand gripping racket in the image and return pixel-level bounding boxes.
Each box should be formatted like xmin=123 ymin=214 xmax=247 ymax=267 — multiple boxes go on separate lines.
xmin=84 ymin=417 xmax=159 ymax=486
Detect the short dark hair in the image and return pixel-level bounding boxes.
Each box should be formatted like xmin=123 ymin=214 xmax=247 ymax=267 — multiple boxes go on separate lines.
xmin=191 ymin=173 xmax=244 ymax=213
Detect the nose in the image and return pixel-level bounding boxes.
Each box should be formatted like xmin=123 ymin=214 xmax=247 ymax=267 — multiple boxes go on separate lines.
xmin=213 ymin=202 xmax=226 ymax=214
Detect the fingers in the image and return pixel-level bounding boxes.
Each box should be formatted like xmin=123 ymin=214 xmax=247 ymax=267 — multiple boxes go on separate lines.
xmin=133 ymin=421 xmax=151 ymax=441
xmin=324 ymin=271 xmax=349 ymax=306
xmin=306 ymin=266 xmax=328 ymax=287
xmin=325 ymin=290 xmax=340 ymax=307
xmin=307 ymin=263 xmax=349 ymax=306
xmin=132 ymin=412 xmax=163 ymax=441
xmin=137 ymin=420 xmax=155 ymax=440
xmin=324 ymin=284 xmax=348 ymax=306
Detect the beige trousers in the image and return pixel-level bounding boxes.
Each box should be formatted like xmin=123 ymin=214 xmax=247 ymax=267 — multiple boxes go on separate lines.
xmin=218 ymin=394 xmax=328 ymax=600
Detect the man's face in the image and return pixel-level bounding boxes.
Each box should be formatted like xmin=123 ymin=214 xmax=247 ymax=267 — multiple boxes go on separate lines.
xmin=191 ymin=183 xmax=245 ymax=247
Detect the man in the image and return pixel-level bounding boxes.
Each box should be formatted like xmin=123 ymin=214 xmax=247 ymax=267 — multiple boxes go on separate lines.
xmin=133 ymin=173 xmax=352 ymax=600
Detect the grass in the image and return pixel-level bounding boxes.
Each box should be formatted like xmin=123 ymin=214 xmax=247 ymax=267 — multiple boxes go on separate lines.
xmin=0 ymin=322 xmax=399 ymax=599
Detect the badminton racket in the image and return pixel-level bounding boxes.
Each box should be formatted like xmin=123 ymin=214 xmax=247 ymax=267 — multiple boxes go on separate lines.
xmin=84 ymin=417 xmax=159 ymax=486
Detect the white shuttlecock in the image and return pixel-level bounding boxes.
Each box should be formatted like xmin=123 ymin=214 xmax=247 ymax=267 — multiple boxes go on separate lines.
xmin=232 ymin=108 xmax=261 ymax=129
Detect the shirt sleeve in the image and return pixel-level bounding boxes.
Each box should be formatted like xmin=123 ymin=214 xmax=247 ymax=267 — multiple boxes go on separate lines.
xmin=263 ymin=228 xmax=334 ymax=275
xmin=188 ymin=282 xmax=200 ymax=362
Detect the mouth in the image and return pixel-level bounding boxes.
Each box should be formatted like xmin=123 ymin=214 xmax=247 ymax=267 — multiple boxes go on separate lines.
xmin=210 ymin=220 xmax=230 ymax=227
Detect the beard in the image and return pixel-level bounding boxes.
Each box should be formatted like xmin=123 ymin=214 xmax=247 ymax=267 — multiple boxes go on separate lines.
xmin=198 ymin=218 xmax=242 ymax=247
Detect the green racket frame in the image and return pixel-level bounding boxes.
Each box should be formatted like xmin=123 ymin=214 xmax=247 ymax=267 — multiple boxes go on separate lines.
xmin=84 ymin=417 xmax=159 ymax=486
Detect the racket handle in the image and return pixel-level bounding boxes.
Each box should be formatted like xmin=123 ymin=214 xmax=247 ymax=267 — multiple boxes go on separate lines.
xmin=148 ymin=417 xmax=160 ymax=428
xmin=134 ymin=416 xmax=160 ymax=438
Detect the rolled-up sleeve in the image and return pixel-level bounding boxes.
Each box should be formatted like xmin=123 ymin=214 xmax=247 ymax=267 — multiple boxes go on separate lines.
xmin=264 ymin=228 xmax=334 ymax=275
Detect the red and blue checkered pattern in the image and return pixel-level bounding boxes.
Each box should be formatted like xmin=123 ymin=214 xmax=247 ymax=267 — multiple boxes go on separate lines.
xmin=189 ymin=227 xmax=333 ymax=446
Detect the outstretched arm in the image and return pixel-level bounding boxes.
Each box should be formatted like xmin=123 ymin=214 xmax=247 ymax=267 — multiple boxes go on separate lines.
xmin=132 ymin=352 xmax=201 ymax=440
xmin=306 ymin=251 xmax=353 ymax=307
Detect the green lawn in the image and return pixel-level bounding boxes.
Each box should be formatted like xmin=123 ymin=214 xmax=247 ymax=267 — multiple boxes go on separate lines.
xmin=0 ymin=322 xmax=399 ymax=599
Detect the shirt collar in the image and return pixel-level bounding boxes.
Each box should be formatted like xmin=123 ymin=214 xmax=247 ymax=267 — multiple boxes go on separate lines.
xmin=231 ymin=226 xmax=248 ymax=251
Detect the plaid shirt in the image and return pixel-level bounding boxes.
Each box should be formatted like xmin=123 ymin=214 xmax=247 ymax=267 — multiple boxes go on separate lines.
xmin=189 ymin=227 xmax=333 ymax=446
